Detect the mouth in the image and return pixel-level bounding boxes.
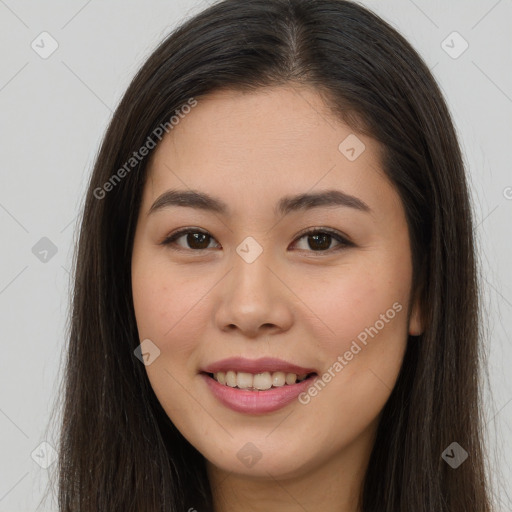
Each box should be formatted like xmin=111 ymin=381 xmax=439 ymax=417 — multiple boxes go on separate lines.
xmin=199 ymin=357 xmax=319 ymax=412
xmin=200 ymin=369 xmax=319 ymax=414
xmin=201 ymin=370 xmax=318 ymax=391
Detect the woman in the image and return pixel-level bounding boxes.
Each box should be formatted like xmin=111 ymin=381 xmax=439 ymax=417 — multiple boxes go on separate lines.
xmin=52 ymin=0 xmax=494 ymax=510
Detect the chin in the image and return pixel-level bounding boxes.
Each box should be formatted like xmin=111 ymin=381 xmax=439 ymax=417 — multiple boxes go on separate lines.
xmin=202 ymin=438 xmax=317 ymax=480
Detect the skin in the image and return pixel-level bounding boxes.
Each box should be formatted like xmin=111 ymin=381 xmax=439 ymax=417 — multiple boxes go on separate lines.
xmin=131 ymin=85 xmax=423 ymax=512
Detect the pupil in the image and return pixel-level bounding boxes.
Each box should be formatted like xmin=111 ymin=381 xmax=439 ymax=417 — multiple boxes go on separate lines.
xmin=188 ymin=233 xmax=210 ymax=249
xmin=309 ymin=233 xmax=330 ymax=250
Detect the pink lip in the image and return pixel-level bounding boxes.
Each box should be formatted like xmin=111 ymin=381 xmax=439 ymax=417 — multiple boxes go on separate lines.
xmin=201 ymin=356 xmax=316 ymax=375
xmin=200 ymin=372 xmax=318 ymax=414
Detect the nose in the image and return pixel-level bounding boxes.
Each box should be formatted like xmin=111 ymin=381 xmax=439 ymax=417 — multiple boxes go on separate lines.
xmin=213 ymin=249 xmax=294 ymax=339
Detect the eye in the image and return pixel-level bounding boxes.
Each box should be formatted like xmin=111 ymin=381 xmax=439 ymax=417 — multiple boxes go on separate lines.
xmin=292 ymin=228 xmax=353 ymax=253
xmin=160 ymin=228 xmax=219 ymax=251
xmin=160 ymin=227 xmax=353 ymax=253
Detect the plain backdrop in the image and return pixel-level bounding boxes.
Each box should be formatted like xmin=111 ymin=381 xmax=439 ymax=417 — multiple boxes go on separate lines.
xmin=0 ymin=1 xmax=511 ymax=510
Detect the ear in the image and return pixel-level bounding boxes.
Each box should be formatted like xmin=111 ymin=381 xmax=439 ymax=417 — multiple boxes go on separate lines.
xmin=408 ymin=292 xmax=423 ymax=336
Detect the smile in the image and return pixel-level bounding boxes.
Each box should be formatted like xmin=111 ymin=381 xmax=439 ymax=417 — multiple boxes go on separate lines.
xmin=200 ymin=371 xmax=318 ymax=414
xmin=209 ymin=370 xmax=314 ymax=390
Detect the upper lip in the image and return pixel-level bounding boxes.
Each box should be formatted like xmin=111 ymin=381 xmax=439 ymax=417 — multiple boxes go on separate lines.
xmin=201 ymin=357 xmax=317 ymax=375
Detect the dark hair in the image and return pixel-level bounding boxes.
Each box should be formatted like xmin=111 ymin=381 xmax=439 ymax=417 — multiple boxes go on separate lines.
xmin=48 ymin=0 xmax=493 ymax=510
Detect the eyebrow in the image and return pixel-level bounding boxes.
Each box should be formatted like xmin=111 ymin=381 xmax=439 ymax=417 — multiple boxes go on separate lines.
xmin=147 ymin=188 xmax=371 ymax=217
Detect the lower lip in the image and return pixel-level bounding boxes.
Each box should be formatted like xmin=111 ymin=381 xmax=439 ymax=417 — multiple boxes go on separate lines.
xmin=200 ymin=372 xmax=318 ymax=414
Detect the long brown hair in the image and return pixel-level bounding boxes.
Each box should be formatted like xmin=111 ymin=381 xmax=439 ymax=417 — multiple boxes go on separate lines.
xmin=47 ymin=0 xmax=494 ymax=510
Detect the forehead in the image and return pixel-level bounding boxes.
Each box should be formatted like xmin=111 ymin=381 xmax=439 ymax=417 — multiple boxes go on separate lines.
xmin=156 ymin=85 xmax=362 ymax=162
xmin=144 ymin=85 xmax=393 ymax=215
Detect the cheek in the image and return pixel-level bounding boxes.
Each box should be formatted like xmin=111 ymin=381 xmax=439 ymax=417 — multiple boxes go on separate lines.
xmin=294 ymin=256 xmax=411 ymax=446
xmin=131 ymin=257 xmax=207 ymax=357
xmin=296 ymin=250 xmax=412 ymax=437
xmin=300 ymin=256 xmax=411 ymax=354
xmin=131 ymin=261 xmax=209 ymax=417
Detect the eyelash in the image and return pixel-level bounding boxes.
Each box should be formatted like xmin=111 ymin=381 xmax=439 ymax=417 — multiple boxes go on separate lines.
xmin=160 ymin=227 xmax=354 ymax=254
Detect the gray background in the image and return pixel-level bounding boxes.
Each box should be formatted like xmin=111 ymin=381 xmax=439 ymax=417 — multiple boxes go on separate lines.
xmin=0 ymin=0 xmax=511 ymax=510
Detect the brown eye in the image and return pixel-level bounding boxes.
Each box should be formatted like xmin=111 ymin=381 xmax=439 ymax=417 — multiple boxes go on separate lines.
xmin=292 ymin=229 xmax=353 ymax=252
xmin=161 ymin=229 xmax=219 ymax=251
xmin=161 ymin=227 xmax=353 ymax=254
xmin=303 ymin=233 xmax=333 ymax=251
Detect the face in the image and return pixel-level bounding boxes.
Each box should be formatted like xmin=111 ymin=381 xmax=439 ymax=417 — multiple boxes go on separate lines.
xmin=131 ymin=85 xmax=422 ymax=482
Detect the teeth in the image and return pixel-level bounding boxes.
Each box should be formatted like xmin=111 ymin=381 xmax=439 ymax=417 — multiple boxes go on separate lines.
xmin=225 ymin=370 xmax=237 ymax=387
xmin=212 ymin=370 xmax=311 ymax=390
xmin=286 ymin=373 xmax=297 ymax=385
xmin=272 ymin=371 xmax=286 ymax=387
xmin=236 ymin=371 xmax=253 ymax=389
